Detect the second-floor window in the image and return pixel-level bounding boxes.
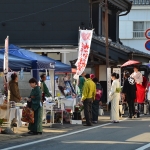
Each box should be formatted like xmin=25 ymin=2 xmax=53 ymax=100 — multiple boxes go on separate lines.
xmin=133 ymin=21 xmax=150 ymax=38
xmin=133 ymin=0 xmax=150 ymax=5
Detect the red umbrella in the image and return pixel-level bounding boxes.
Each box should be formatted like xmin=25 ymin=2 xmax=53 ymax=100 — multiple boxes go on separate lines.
xmin=121 ymin=60 xmax=140 ymax=67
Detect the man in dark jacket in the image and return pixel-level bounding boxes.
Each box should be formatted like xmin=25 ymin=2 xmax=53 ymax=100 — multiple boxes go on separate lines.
xmin=122 ymin=71 xmax=136 ymax=118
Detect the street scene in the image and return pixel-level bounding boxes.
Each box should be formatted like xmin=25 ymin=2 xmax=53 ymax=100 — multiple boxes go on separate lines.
xmin=0 ymin=0 xmax=150 ymax=150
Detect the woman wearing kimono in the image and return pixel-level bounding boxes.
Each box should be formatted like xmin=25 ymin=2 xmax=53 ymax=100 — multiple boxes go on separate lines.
xmin=130 ymin=66 xmax=145 ymax=104
xmin=28 ymin=78 xmax=43 ymax=135
xmin=109 ymin=73 xmax=120 ymax=123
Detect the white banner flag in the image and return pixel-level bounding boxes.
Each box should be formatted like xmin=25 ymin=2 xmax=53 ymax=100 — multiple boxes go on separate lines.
xmin=4 ymin=36 xmax=9 ymax=74
xmin=74 ymin=30 xmax=93 ymax=79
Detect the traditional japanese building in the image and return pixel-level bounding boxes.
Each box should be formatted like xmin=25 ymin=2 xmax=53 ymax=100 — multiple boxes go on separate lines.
xmin=1 ymin=0 xmax=150 ymax=99
xmin=0 ymin=1 xmax=150 ymax=74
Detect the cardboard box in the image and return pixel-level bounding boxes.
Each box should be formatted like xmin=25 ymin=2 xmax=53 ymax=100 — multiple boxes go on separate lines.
xmin=70 ymin=120 xmax=82 ymax=124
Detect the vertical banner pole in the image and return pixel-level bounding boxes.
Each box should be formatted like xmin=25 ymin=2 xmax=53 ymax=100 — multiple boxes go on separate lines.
xmin=74 ymin=29 xmax=93 ymax=80
xmin=107 ymin=68 xmax=111 ymax=112
xmin=4 ymin=36 xmax=9 ymax=126
xmin=105 ymin=0 xmax=110 ymax=112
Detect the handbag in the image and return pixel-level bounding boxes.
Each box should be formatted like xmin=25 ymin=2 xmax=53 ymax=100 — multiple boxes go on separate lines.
xmin=21 ymin=107 xmax=34 ymax=123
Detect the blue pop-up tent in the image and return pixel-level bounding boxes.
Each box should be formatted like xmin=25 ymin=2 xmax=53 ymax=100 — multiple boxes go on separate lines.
xmin=42 ymin=56 xmax=71 ymax=72
xmin=0 ymin=44 xmax=71 ymax=96
xmin=0 ymin=44 xmax=56 ymax=80
xmin=0 ymin=44 xmax=71 ymax=72
xmin=0 ymin=44 xmax=57 ymax=96
xmin=0 ymin=53 xmax=32 ymax=71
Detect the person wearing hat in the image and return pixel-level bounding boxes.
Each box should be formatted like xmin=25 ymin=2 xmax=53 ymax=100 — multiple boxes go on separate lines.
xmin=92 ymin=77 xmax=103 ymax=124
xmin=90 ymin=74 xmax=95 ymax=80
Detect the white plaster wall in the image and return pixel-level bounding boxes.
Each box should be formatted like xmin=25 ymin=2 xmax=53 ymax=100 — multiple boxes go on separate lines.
xmin=62 ymin=52 xmax=78 ymax=65
xmin=47 ymin=53 xmax=60 ymax=61
xmin=121 ymin=39 xmax=150 ymax=54
xmin=119 ymin=6 xmax=150 ymax=54
xmin=120 ymin=8 xmax=150 ymax=22
xmin=99 ymin=65 xmax=106 ymax=81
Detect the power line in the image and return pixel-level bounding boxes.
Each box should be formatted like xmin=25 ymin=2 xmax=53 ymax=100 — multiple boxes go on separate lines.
xmin=0 ymin=0 xmax=75 ymax=24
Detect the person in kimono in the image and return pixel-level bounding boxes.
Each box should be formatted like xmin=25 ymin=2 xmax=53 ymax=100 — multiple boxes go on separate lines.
xmin=130 ymin=65 xmax=145 ymax=107
xmin=109 ymin=73 xmax=120 ymax=123
xmin=122 ymin=71 xmax=136 ymax=118
xmin=28 ymin=78 xmax=43 ymax=135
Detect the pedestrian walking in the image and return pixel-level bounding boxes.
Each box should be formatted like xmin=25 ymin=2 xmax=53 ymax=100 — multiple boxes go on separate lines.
xmin=92 ymin=77 xmax=103 ymax=124
xmin=82 ymin=74 xmax=96 ymax=126
xmin=109 ymin=73 xmax=120 ymax=123
xmin=122 ymin=71 xmax=136 ymax=118
xmin=28 ymin=78 xmax=43 ymax=135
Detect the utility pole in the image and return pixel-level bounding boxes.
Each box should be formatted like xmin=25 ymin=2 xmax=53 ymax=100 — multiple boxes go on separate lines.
xmin=105 ymin=0 xmax=109 ymax=68
xmin=105 ymin=0 xmax=110 ymax=111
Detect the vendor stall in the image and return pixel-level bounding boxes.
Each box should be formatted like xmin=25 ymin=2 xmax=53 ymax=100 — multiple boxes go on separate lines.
xmin=0 ymin=44 xmax=57 ymax=129
xmin=0 ymin=44 xmax=74 ymax=129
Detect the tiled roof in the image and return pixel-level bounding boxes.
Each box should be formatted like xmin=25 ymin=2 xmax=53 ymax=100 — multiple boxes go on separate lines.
xmin=92 ymin=35 xmax=150 ymax=58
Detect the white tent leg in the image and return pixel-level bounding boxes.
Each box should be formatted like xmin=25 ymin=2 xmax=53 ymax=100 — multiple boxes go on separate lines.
xmin=49 ymin=70 xmax=55 ymax=98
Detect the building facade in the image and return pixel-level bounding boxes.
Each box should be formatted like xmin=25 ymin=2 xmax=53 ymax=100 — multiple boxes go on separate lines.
xmin=2 ymin=0 xmax=150 ymax=99
xmin=119 ymin=0 xmax=150 ymax=54
xmin=0 ymin=0 xmax=134 ymax=66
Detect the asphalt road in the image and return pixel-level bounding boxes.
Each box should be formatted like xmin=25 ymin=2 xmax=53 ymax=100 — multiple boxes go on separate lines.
xmin=1 ymin=116 xmax=150 ymax=150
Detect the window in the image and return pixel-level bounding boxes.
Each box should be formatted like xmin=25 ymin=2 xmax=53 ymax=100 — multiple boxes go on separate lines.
xmin=133 ymin=21 xmax=150 ymax=38
xmin=133 ymin=0 xmax=150 ymax=5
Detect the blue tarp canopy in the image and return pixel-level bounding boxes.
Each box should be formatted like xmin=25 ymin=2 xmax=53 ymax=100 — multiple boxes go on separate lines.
xmin=42 ymin=56 xmax=71 ymax=72
xmin=0 ymin=53 xmax=31 ymax=71
xmin=0 ymin=44 xmax=55 ymax=70
xmin=0 ymin=44 xmax=71 ymax=72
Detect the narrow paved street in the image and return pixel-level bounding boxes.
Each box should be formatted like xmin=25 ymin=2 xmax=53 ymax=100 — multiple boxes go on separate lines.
xmin=1 ymin=115 xmax=150 ymax=150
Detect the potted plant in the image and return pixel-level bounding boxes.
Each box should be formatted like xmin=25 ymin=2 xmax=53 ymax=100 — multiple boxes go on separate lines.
xmin=73 ymin=104 xmax=84 ymax=120
xmin=0 ymin=118 xmax=4 ymax=133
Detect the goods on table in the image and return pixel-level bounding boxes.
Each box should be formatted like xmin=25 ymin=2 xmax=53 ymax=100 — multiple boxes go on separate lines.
xmin=15 ymin=103 xmax=25 ymax=107
xmin=0 ymin=100 xmax=10 ymax=110
xmin=10 ymin=101 xmax=15 ymax=108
